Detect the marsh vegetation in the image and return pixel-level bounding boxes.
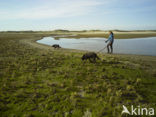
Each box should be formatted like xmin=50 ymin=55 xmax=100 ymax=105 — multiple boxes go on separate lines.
xmin=0 ymin=32 xmax=156 ymax=117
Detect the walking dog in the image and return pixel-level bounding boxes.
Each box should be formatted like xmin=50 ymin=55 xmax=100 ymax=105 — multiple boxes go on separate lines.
xmin=81 ymin=52 xmax=100 ymax=62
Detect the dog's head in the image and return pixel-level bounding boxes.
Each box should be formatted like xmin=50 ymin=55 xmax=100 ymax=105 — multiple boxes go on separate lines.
xmin=81 ymin=55 xmax=85 ymax=61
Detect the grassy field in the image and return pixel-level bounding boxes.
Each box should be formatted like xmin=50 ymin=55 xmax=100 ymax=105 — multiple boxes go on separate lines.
xmin=0 ymin=32 xmax=156 ymax=117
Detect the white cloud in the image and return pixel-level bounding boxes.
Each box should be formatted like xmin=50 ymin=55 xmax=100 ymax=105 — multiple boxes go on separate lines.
xmin=0 ymin=0 xmax=104 ymax=20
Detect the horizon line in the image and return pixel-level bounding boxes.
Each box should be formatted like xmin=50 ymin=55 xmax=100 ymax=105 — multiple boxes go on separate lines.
xmin=1 ymin=29 xmax=156 ymax=32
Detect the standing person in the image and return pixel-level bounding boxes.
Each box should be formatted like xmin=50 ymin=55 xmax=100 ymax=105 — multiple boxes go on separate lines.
xmin=105 ymin=31 xmax=114 ymax=54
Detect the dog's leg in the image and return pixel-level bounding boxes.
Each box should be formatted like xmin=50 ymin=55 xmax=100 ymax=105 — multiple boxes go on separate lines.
xmin=93 ymin=58 xmax=96 ymax=63
xmin=89 ymin=58 xmax=92 ymax=63
xmin=82 ymin=59 xmax=86 ymax=65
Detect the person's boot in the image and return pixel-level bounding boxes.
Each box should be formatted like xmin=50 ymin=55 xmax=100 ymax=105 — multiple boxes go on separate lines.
xmin=107 ymin=46 xmax=110 ymax=53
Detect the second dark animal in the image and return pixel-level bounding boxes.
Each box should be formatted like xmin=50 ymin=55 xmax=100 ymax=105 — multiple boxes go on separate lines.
xmin=52 ymin=44 xmax=61 ymax=49
xmin=81 ymin=52 xmax=100 ymax=62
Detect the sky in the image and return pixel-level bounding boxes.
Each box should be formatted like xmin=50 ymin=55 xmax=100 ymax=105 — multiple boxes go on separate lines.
xmin=0 ymin=0 xmax=156 ymax=31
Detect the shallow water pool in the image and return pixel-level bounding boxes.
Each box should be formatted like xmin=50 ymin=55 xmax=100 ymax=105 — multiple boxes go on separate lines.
xmin=37 ymin=37 xmax=156 ymax=56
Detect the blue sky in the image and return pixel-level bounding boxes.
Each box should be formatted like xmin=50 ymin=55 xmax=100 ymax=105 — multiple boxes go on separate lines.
xmin=0 ymin=0 xmax=156 ymax=31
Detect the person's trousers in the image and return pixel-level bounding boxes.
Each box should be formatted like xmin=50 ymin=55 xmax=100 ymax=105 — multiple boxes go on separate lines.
xmin=107 ymin=41 xmax=113 ymax=53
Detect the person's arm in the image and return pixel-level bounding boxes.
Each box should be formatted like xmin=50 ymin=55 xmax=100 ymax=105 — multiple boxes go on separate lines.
xmin=105 ymin=35 xmax=112 ymax=43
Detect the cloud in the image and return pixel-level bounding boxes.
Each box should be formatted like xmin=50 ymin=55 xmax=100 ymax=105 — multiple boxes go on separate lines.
xmin=0 ymin=0 xmax=104 ymax=20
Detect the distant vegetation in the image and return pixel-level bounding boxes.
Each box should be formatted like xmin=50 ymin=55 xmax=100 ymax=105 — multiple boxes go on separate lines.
xmin=1 ymin=29 xmax=156 ymax=33
xmin=54 ymin=29 xmax=70 ymax=32
xmin=1 ymin=30 xmax=156 ymax=39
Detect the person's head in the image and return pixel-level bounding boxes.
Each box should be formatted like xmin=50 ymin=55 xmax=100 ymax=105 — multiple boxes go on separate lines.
xmin=109 ymin=31 xmax=113 ymax=34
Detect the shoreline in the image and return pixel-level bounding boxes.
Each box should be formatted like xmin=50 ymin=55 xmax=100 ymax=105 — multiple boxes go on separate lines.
xmin=26 ymin=36 xmax=156 ymax=57
xmin=20 ymin=36 xmax=156 ymax=68
xmin=36 ymin=36 xmax=156 ymax=57
xmin=21 ymin=35 xmax=156 ymax=81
